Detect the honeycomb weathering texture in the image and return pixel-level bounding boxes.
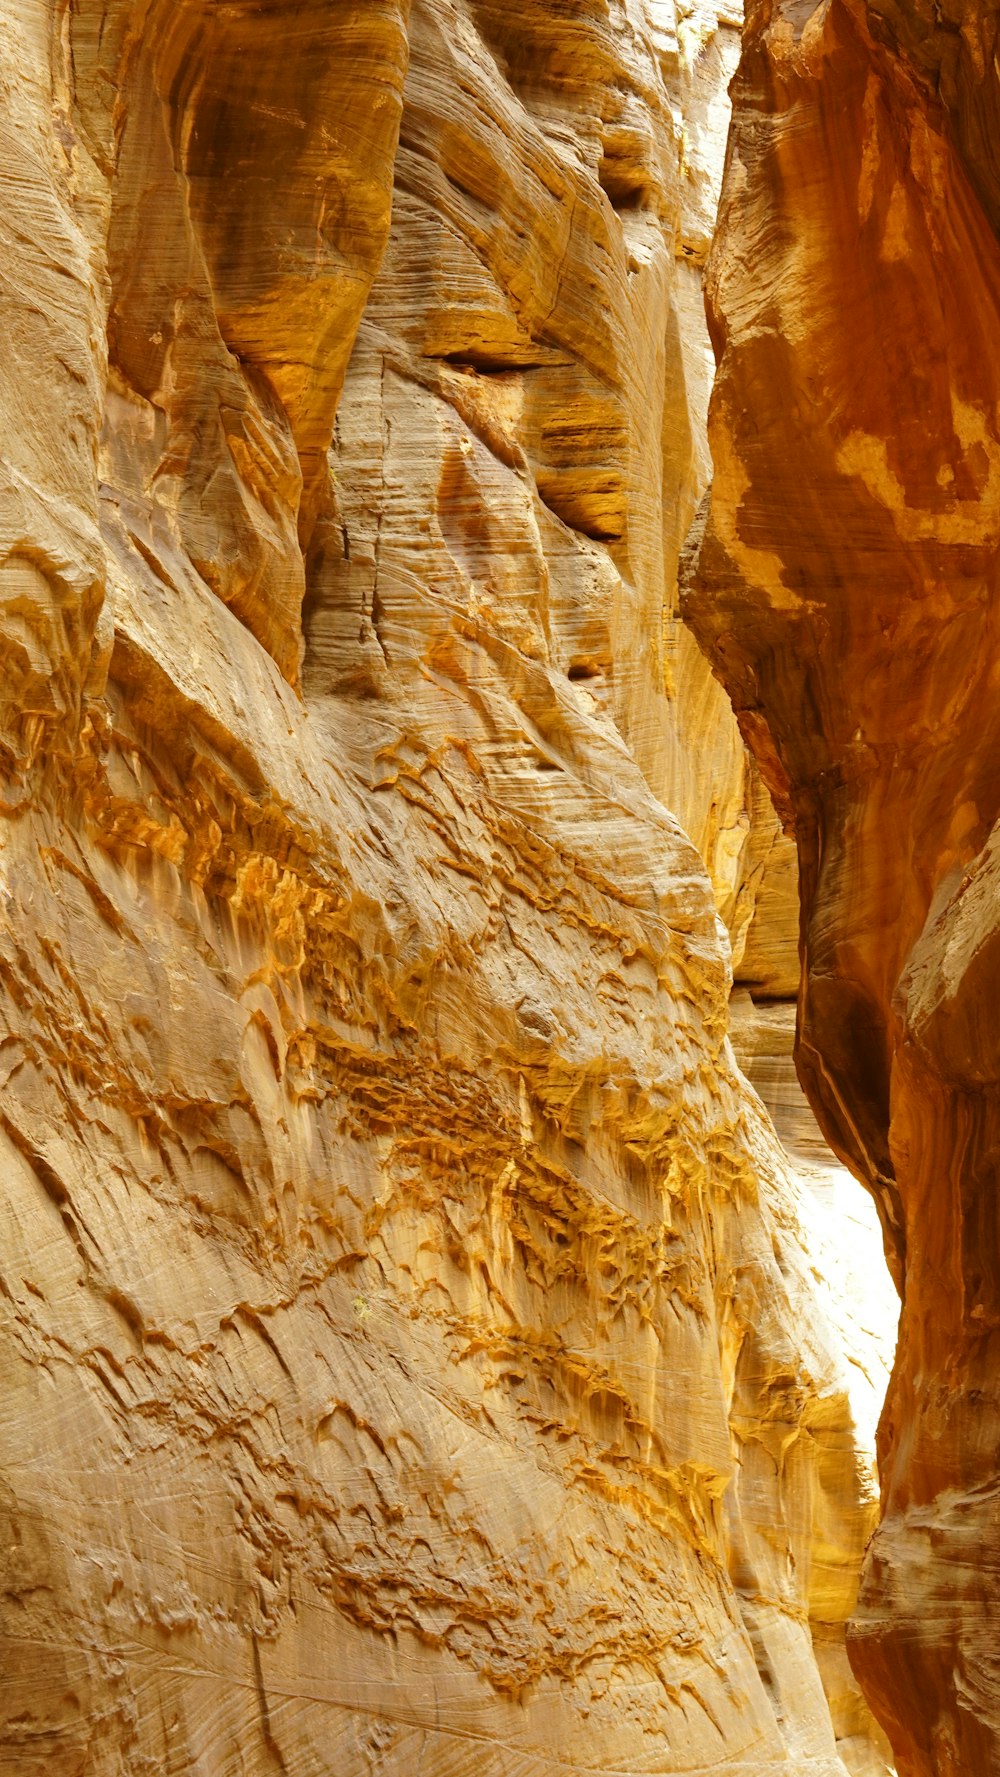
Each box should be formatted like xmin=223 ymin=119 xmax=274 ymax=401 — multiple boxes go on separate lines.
xmin=0 ymin=3 xmax=893 ymax=1774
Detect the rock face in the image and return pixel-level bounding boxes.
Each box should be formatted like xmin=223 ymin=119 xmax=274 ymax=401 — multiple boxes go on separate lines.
xmin=730 ymin=997 xmax=898 ymax=1777
xmin=684 ymin=0 xmax=1000 ymax=1763
xmin=0 ymin=3 xmax=888 ymax=1774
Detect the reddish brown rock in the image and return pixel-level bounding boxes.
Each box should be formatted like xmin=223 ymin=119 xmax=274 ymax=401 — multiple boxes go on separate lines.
xmin=685 ymin=0 xmax=1000 ymax=1761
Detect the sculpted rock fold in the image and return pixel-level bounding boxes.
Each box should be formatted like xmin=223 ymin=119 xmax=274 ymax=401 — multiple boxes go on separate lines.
xmin=684 ymin=0 xmax=1000 ymax=1761
xmin=0 ymin=3 xmax=887 ymax=1773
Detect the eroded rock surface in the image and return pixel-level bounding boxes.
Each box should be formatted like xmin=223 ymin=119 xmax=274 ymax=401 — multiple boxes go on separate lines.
xmin=0 ymin=3 xmax=886 ymax=1773
xmin=685 ymin=0 xmax=1000 ymax=1761
xmin=730 ymin=997 xmax=899 ymax=1777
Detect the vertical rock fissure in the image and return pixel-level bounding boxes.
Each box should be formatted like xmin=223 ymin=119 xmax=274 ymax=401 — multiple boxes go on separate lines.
xmin=0 ymin=2 xmax=904 ymax=1772
xmin=682 ymin=0 xmax=1000 ymax=1761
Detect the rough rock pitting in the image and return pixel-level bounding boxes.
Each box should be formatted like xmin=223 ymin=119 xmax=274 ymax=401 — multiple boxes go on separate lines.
xmin=0 ymin=3 xmax=890 ymax=1773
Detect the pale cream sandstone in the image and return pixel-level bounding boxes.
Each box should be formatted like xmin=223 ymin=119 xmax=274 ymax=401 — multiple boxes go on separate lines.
xmin=0 ymin=4 xmax=888 ymax=1774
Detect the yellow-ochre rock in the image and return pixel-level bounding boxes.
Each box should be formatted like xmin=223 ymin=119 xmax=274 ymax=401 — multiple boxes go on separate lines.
xmin=0 ymin=4 xmax=892 ymax=1774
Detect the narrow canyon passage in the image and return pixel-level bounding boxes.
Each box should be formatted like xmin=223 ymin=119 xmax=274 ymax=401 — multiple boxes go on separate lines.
xmin=0 ymin=1 xmax=980 ymax=1774
xmin=684 ymin=0 xmax=1000 ymax=1757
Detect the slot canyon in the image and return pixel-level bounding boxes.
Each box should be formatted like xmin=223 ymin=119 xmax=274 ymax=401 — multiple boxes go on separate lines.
xmin=0 ymin=0 xmax=992 ymax=1772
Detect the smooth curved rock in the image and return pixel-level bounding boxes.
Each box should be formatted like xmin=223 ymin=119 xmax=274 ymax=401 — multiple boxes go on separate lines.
xmin=0 ymin=3 xmax=886 ymax=1772
xmin=684 ymin=0 xmax=1000 ymax=1760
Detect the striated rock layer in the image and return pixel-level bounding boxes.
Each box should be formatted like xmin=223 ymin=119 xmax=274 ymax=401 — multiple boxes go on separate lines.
xmin=730 ymin=997 xmax=898 ymax=1777
xmin=685 ymin=0 xmax=1000 ymax=1762
xmin=0 ymin=3 xmax=887 ymax=1773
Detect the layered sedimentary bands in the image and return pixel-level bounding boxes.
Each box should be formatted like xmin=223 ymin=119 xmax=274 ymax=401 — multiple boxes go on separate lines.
xmin=685 ymin=0 xmax=1000 ymax=1762
xmin=0 ymin=3 xmax=903 ymax=1774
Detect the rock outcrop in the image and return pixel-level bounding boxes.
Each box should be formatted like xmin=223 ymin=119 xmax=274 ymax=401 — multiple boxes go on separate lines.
xmin=684 ymin=0 xmax=1000 ymax=1761
xmin=0 ymin=3 xmax=889 ymax=1773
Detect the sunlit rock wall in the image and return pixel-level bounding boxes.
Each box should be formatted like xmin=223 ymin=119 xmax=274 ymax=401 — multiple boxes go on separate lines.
xmin=684 ymin=0 xmax=1000 ymax=1761
xmin=731 ymin=997 xmax=899 ymax=1777
xmin=0 ymin=3 xmax=885 ymax=1773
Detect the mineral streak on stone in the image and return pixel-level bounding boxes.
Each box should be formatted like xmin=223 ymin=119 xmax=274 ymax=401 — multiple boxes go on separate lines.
xmin=0 ymin=3 xmax=889 ymax=1774
xmin=683 ymin=0 xmax=1000 ymax=1761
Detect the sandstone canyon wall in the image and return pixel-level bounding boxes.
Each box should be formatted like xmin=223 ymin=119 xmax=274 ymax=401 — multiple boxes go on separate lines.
xmin=685 ymin=0 xmax=1000 ymax=1763
xmin=0 ymin=3 xmax=891 ymax=1774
